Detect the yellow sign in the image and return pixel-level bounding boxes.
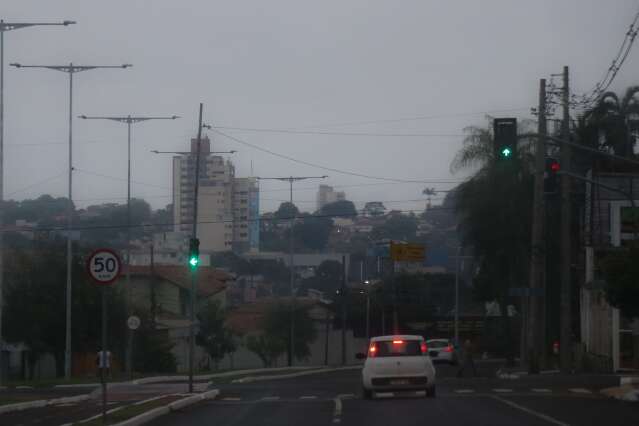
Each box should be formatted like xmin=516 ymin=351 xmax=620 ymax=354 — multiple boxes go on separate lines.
xmin=390 ymin=242 xmax=425 ymax=262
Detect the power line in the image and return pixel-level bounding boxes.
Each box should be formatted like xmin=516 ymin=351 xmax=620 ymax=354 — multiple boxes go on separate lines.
xmin=213 ymin=129 xmax=460 ymax=184
xmin=287 ymin=107 xmax=531 ymax=129
xmin=575 ymin=7 xmax=639 ymax=108
xmin=74 ymin=168 xmax=171 ymax=190
xmin=212 ymin=126 xmax=465 ymax=138
xmin=6 ymin=171 xmax=66 ymax=197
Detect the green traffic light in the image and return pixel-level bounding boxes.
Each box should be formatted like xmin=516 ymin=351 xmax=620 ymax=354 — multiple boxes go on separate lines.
xmin=189 ymin=256 xmax=199 ymax=268
xmin=501 ymin=147 xmax=512 ymax=158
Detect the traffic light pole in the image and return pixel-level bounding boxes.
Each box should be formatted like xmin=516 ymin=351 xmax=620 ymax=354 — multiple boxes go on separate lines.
xmin=189 ymin=103 xmax=204 ymax=394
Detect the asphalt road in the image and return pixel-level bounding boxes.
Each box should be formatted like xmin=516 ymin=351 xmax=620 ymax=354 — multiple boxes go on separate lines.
xmin=149 ymin=364 xmax=639 ymax=426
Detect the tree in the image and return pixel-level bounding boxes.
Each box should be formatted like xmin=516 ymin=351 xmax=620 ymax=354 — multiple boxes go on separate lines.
xmin=363 ymin=201 xmax=386 ymax=217
xmin=580 ymin=86 xmax=639 ymax=157
xmin=196 ymin=301 xmax=236 ymax=369
xmin=3 ymin=244 xmax=128 ymax=377
xmin=246 ymin=334 xmax=286 ymax=368
xmin=371 ymin=214 xmax=418 ymax=241
xmin=299 ymin=260 xmax=343 ymax=295
xmin=274 ymin=202 xmax=299 ymax=221
xmin=320 ymin=200 xmax=357 ymax=218
xmin=245 ymin=302 xmax=318 ymax=366
xmin=132 ymin=312 xmax=177 ymax=374
xmin=293 ymin=215 xmax=333 ymax=251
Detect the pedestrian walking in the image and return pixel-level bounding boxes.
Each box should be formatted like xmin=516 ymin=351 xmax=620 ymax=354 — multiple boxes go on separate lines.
xmin=457 ymin=339 xmax=477 ymax=377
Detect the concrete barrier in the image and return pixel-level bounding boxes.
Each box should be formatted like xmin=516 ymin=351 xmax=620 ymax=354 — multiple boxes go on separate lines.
xmin=0 ymin=393 xmax=90 ymax=415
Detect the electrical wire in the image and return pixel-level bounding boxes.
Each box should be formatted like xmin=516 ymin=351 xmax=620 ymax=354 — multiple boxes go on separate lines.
xmin=213 ymin=129 xmax=461 ymax=184
xmin=6 ymin=171 xmax=66 ymax=198
xmin=212 ymin=126 xmax=465 ymax=138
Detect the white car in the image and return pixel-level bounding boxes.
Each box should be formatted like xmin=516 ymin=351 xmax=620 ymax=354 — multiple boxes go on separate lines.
xmin=426 ymin=339 xmax=458 ymax=365
xmin=359 ymin=335 xmax=436 ymax=399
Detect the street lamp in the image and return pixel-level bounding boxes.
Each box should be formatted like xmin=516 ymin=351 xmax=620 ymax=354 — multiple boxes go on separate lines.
xmin=256 ymin=175 xmax=328 ymax=366
xmin=0 ymin=18 xmax=75 ymax=386
xmin=11 ymin=62 xmax=131 ymax=379
xmin=79 ymin=114 xmax=179 ymax=378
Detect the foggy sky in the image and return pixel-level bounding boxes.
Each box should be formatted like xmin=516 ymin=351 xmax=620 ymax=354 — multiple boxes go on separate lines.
xmin=3 ymin=0 xmax=639 ymax=214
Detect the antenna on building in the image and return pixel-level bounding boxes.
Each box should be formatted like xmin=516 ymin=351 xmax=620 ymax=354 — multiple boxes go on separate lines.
xmin=251 ymin=159 xmax=254 ymax=176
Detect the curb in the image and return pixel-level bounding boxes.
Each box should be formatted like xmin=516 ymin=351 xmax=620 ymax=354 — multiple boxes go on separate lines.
xmin=0 ymin=393 xmax=90 ymax=415
xmin=129 ymin=366 xmax=319 ymax=385
xmin=54 ymin=383 xmax=100 ymax=389
xmin=232 ymin=365 xmax=362 ymax=384
xmin=113 ymin=389 xmax=219 ymax=426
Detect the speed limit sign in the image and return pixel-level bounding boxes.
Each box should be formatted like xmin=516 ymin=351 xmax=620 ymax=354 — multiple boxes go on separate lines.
xmin=87 ymin=248 xmax=122 ymax=285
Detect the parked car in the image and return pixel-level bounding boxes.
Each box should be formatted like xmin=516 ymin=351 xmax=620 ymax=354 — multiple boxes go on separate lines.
xmin=426 ymin=338 xmax=458 ymax=365
xmin=358 ymin=335 xmax=436 ymax=399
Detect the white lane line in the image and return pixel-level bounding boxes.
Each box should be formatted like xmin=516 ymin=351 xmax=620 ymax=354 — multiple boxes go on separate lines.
xmin=569 ymin=388 xmax=591 ymax=394
xmin=300 ymin=396 xmax=317 ymax=400
xmin=375 ymin=392 xmax=394 ymax=398
xmin=491 ymin=395 xmax=569 ymax=426
xmin=455 ymin=389 xmax=475 ymax=393
xmin=261 ymin=396 xmax=280 ymax=401
xmin=221 ymin=397 xmax=241 ymax=401
xmin=532 ymin=389 xmax=552 ymax=393
xmin=493 ymin=389 xmax=514 ymax=393
xmin=336 ymin=393 xmax=355 ymax=399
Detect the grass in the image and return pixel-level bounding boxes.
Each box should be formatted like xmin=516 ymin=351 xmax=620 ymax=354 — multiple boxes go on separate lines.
xmin=77 ymin=397 xmax=175 ymax=426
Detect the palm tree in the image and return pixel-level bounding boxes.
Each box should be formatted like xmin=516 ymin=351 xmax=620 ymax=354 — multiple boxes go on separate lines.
xmin=581 ymin=86 xmax=639 ymax=157
xmin=422 ymin=187 xmax=436 ymax=210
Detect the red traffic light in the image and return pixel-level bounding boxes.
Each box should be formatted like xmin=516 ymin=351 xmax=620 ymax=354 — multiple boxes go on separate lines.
xmin=550 ymin=161 xmax=560 ymax=173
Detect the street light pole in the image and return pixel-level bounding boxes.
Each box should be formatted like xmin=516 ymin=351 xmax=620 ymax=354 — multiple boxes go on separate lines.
xmin=257 ymin=175 xmax=327 ymax=366
xmin=79 ymin=114 xmax=178 ymax=377
xmin=11 ymin=62 xmax=130 ymax=379
xmin=0 ymin=19 xmax=74 ymax=385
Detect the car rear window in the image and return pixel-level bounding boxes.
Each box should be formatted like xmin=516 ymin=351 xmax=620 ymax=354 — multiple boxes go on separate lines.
xmin=427 ymin=341 xmax=449 ymax=348
xmin=374 ymin=340 xmax=422 ymax=357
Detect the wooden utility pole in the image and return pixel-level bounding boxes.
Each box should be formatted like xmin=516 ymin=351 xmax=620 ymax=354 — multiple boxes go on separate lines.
xmin=559 ymin=66 xmax=572 ymax=372
xmin=527 ymin=79 xmax=548 ymax=373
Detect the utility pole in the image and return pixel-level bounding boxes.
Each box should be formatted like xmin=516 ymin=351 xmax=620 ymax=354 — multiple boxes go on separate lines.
xmin=341 ymin=254 xmax=347 ymax=366
xmin=11 ymin=62 xmax=131 ymax=379
xmin=256 ymin=175 xmax=327 ymax=366
xmin=0 ymin=19 xmax=74 ymax=386
xmin=527 ymin=79 xmax=547 ymax=373
xmin=189 ymin=103 xmax=204 ymax=393
xmin=559 ymin=66 xmax=572 ymax=373
xmin=78 ymin=114 xmax=178 ymax=378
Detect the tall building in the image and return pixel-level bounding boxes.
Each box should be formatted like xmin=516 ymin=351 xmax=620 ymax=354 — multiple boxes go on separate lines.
xmin=172 ymin=136 xmax=259 ymax=253
xmin=232 ymin=177 xmax=259 ymax=253
xmin=316 ymin=184 xmax=346 ymax=211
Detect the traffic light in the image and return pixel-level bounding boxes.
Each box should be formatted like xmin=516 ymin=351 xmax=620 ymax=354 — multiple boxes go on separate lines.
xmin=544 ymin=158 xmax=560 ymax=193
xmin=188 ymin=238 xmax=200 ymax=269
xmin=493 ymin=118 xmax=518 ymax=160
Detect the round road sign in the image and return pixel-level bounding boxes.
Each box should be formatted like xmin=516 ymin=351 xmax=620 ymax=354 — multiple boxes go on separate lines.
xmin=127 ymin=316 xmax=141 ymax=330
xmin=87 ymin=248 xmax=122 ymax=285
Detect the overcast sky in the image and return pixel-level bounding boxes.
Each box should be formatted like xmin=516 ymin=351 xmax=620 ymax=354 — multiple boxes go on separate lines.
xmin=3 ymin=0 xmax=639 ymax=214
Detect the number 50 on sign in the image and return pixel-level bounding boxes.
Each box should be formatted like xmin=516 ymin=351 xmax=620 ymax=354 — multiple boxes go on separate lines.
xmin=87 ymin=249 xmax=122 ymax=285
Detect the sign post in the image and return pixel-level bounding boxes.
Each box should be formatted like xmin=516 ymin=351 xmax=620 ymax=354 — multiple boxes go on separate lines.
xmin=86 ymin=249 xmax=121 ymax=425
xmin=389 ymin=242 xmax=426 ymax=333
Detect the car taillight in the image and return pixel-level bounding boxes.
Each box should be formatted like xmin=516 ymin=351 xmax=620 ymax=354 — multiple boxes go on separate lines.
xmin=420 ymin=342 xmax=428 ymax=354
xmin=444 ymin=345 xmax=453 ymax=353
xmin=368 ymin=344 xmax=377 ymax=358
xmin=392 ymin=340 xmax=404 ymax=345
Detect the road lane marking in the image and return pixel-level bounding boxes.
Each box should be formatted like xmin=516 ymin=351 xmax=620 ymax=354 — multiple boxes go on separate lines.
xmin=569 ymin=388 xmax=591 ymax=394
xmin=261 ymin=396 xmax=280 ymax=401
xmin=336 ymin=393 xmax=355 ymax=399
xmin=491 ymin=395 xmax=569 ymax=426
xmin=455 ymin=389 xmax=475 ymax=393
xmin=221 ymin=397 xmax=242 ymax=401
xmin=532 ymin=389 xmax=552 ymax=393
xmin=300 ymin=396 xmax=317 ymax=399
xmin=493 ymin=389 xmax=513 ymax=393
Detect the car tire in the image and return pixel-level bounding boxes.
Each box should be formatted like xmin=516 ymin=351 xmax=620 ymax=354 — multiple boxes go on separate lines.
xmin=363 ymin=388 xmax=373 ymax=400
xmin=426 ymin=386 xmax=436 ymax=398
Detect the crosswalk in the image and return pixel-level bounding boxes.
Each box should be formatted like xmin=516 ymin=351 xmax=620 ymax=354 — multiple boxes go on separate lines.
xmin=217 ymin=387 xmax=595 ymax=402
